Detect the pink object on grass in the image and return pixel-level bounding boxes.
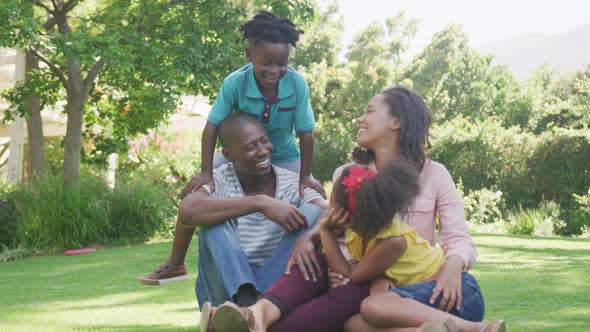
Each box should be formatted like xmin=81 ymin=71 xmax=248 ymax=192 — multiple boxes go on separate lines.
xmin=64 ymin=248 xmax=96 ymax=256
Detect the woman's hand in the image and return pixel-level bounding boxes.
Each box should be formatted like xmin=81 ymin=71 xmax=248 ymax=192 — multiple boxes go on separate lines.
xmin=320 ymin=208 xmax=351 ymax=232
xmin=370 ymin=277 xmax=396 ymax=295
xmin=429 ymin=255 xmax=464 ymax=312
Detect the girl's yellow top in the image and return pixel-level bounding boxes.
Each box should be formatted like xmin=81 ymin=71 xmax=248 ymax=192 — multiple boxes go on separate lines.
xmin=345 ymin=219 xmax=444 ymax=286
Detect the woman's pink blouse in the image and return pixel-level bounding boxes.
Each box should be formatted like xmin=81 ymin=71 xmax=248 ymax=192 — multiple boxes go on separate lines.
xmin=398 ymin=159 xmax=477 ymax=270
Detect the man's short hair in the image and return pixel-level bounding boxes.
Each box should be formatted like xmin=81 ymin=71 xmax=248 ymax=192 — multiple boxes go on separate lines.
xmin=218 ymin=113 xmax=263 ymax=147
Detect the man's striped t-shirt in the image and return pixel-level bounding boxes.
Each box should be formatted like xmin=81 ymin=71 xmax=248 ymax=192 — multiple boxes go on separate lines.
xmin=202 ymin=163 xmax=322 ymax=267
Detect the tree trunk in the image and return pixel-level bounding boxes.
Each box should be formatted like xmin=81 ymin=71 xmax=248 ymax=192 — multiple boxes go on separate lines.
xmin=25 ymin=51 xmax=45 ymax=179
xmin=63 ymin=93 xmax=85 ymax=187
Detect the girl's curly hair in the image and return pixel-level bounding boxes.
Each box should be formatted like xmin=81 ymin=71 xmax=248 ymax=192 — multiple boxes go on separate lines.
xmin=239 ymin=11 xmax=304 ymax=47
xmin=332 ymin=160 xmax=420 ymax=240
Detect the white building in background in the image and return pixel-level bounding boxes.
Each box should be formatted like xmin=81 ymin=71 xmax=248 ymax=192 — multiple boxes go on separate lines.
xmin=0 ymin=48 xmax=25 ymax=182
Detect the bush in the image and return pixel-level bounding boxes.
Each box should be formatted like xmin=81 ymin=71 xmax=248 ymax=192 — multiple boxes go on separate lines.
xmin=0 ymin=172 xmax=179 ymax=254
xmin=506 ymin=201 xmax=565 ymax=236
xmin=313 ymin=116 xmax=356 ymax=182
xmin=106 ymin=177 xmax=178 ymax=243
xmin=524 ymin=133 xmax=590 ymax=213
xmin=570 ymin=188 xmax=590 ymax=235
xmin=5 ymin=174 xmax=111 ymax=250
xmin=117 ymin=125 xmax=202 ymax=186
xmin=0 ymin=186 xmax=18 ymax=248
xmin=458 ymin=182 xmax=505 ymax=225
xmin=429 ymin=117 xmax=534 ymax=195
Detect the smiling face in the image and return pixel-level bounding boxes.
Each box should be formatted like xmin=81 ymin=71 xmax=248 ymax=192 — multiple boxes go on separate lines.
xmin=356 ymin=93 xmax=400 ymax=150
xmin=246 ymin=41 xmax=290 ymax=96
xmin=222 ymin=121 xmax=273 ymax=177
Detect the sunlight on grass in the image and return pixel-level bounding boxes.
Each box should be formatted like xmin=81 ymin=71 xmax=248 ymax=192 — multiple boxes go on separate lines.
xmin=1 ymin=234 xmax=588 ymax=331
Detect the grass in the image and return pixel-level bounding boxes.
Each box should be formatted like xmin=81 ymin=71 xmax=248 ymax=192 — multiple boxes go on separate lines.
xmin=0 ymin=234 xmax=589 ymax=331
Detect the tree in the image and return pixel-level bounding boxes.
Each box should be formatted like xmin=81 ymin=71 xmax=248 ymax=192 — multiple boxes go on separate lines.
xmin=298 ymin=10 xmax=417 ymax=181
xmin=1 ymin=0 xmax=243 ymax=186
xmin=404 ymin=24 xmax=533 ymax=127
xmin=1 ymin=0 xmax=314 ymax=187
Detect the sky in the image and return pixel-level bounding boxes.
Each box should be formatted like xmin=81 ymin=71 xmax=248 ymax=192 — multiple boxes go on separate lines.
xmin=337 ymin=0 xmax=590 ymax=56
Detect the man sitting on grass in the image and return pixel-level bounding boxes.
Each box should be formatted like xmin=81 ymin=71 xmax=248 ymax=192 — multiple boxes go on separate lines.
xmin=141 ymin=114 xmax=326 ymax=307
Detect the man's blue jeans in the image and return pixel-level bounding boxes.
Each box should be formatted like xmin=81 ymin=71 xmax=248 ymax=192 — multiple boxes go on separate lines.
xmin=195 ymin=203 xmax=323 ymax=306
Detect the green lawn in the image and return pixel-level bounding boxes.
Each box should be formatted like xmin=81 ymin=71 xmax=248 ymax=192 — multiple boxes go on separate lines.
xmin=1 ymin=234 xmax=589 ymax=331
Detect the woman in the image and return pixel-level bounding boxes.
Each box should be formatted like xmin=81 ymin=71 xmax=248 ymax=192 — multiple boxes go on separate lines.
xmin=332 ymin=87 xmax=502 ymax=331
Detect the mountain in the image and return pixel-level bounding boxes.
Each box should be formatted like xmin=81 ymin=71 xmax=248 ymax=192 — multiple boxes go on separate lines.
xmin=475 ymin=24 xmax=590 ymax=80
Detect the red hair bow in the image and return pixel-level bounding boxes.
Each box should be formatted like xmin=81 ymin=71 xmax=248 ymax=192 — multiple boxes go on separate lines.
xmin=342 ymin=165 xmax=377 ymax=215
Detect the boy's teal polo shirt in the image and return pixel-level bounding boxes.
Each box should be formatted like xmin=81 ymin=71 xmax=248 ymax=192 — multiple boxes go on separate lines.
xmin=207 ymin=64 xmax=315 ymax=163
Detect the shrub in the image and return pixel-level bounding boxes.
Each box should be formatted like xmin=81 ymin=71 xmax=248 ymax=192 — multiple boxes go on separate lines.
xmin=8 ymin=174 xmax=111 ymax=250
xmin=117 ymin=125 xmax=202 ymax=186
xmin=458 ymin=182 xmax=505 ymax=225
xmin=569 ymin=188 xmax=590 ymax=235
xmin=506 ymin=201 xmax=565 ymax=236
xmin=313 ymin=116 xmax=356 ymax=182
xmin=0 ymin=172 xmax=179 ymax=254
xmin=429 ymin=117 xmax=533 ymax=194
xmin=106 ymin=177 xmax=178 ymax=243
xmin=525 ymin=133 xmax=590 ymax=214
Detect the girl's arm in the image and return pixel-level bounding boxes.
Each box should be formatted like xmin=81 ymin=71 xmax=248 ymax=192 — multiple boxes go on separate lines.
xmin=348 ymin=236 xmax=406 ymax=283
xmin=319 ymin=209 xmax=406 ymax=283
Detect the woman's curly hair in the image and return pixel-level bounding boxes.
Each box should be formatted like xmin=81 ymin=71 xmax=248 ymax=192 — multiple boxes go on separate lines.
xmin=332 ymin=160 xmax=420 ymax=240
xmin=239 ymin=11 xmax=304 ymax=47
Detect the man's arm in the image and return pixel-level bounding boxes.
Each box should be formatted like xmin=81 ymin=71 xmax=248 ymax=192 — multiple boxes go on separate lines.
xmin=179 ymin=189 xmax=308 ymax=233
xmin=178 ymin=189 xmax=265 ymax=227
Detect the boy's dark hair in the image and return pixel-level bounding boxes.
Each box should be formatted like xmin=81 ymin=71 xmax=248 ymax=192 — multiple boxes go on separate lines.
xmin=239 ymin=11 xmax=303 ymax=47
xmin=332 ymin=160 xmax=420 ymax=240
xmin=353 ymin=86 xmax=432 ymax=170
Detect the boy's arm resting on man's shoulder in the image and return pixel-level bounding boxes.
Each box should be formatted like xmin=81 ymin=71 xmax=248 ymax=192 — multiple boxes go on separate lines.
xmin=182 ymin=123 xmax=219 ymax=197
xmin=200 ymin=122 xmax=219 ymax=174
xmin=297 ymin=131 xmax=326 ymax=198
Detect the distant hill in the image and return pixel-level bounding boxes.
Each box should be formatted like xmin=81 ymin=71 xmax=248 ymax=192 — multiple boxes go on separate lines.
xmin=475 ymin=24 xmax=590 ymax=80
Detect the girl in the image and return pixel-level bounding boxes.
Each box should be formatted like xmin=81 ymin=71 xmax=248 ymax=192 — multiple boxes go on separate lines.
xmin=206 ymin=160 xmax=426 ymax=332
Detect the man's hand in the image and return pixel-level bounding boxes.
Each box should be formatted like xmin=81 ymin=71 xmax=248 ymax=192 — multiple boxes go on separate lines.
xmin=370 ymin=277 xmax=396 ymax=295
xmin=299 ymin=174 xmax=326 ymax=198
xmin=181 ymin=171 xmax=214 ymax=198
xmin=429 ymin=256 xmax=464 ymax=312
xmin=260 ymin=198 xmax=308 ymax=234
xmin=285 ymin=235 xmax=322 ymax=281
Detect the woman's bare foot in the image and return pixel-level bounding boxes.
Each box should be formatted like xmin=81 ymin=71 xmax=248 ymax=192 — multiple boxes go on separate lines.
xmin=481 ymin=320 xmax=506 ymax=332
xmin=245 ymin=298 xmax=282 ymax=332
